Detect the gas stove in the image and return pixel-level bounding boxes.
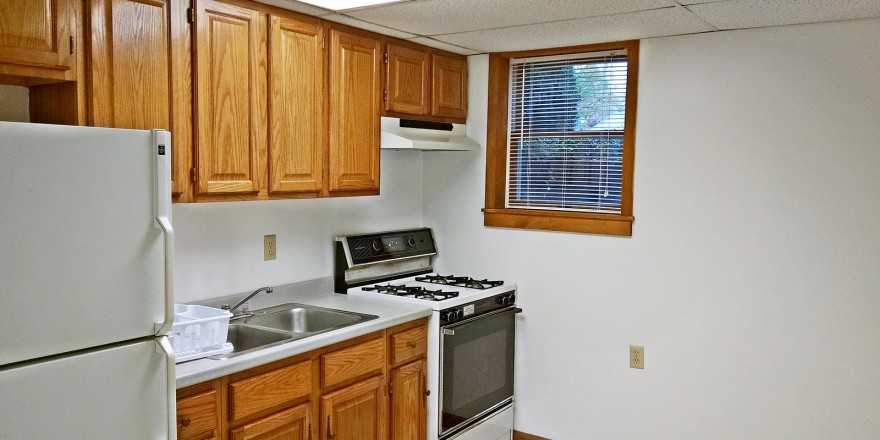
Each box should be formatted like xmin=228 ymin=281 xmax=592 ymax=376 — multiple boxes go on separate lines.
xmin=335 ymin=228 xmax=519 ymax=440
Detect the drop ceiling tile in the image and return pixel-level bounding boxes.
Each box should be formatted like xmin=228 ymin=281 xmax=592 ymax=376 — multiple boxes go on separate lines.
xmin=323 ymin=14 xmax=419 ymax=38
xmin=433 ymin=7 xmax=715 ymax=53
xmin=688 ymin=0 xmax=880 ymax=30
xmin=346 ymin=0 xmax=676 ymax=35
xmin=252 ymin=0 xmax=334 ymax=16
xmin=405 ymin=37 xmax=481 ymax=55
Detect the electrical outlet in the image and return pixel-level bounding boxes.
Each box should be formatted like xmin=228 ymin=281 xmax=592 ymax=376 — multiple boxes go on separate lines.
xmin=264 ymin=235 xmax=276 ymax=261
xmin=630 ymin=345 xmax=644 ymax=369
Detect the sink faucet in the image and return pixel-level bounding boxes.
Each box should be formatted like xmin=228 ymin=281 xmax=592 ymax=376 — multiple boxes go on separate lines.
xmin=222 ymin=286 xmax=273 ymax=318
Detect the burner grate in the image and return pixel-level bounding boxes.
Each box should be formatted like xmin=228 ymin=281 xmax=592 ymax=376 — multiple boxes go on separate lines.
xmin=362 ymin=283 xmax=459 ymax=301
xmin=415 ymin=274 xmax=504 ymax=290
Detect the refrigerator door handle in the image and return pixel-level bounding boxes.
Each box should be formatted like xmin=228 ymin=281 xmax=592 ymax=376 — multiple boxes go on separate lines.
xmin=152 ymin=130 xmax=175 ymax=335
xmin=157 ymin=336 xmax=177 ymax=440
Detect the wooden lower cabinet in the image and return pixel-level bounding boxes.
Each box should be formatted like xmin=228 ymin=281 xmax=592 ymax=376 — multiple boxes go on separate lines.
xmin=321 ymin=375 xmax=387 ymax=440
xmin=389 ymin=359 xmax=427 ymax=440
xmin=231 ymin=403 xmax=311 ymax=440
xmin=177 ymin=384 xmax=222 ymax=440
xmin=177 ymin=319 xmax=428 ymax=440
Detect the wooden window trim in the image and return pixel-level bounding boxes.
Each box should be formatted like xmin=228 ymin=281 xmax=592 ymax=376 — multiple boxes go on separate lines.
xmin=483 ymin=40 xmax=640 ymax=236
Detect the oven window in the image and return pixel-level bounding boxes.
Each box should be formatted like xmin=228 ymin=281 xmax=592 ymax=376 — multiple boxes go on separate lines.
xmin=440 ymin=308 xmax=516 ymax=435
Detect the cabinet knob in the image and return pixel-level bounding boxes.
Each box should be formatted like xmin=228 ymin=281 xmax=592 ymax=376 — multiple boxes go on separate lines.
xmin=180 ymin=417 xmax=191 ymax=427
xmin=424 ymin=389 xmax=431 ymax=397
xmin=407 ymin=341 xmax=417 ymax=349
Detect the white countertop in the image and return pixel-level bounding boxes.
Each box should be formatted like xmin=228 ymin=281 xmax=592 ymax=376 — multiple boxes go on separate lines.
xmin=175 ymin=287 xmax=432 ymax=389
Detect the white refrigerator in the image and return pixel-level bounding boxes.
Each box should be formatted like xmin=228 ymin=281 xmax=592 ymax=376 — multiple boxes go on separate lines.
xmin=0 ymin=122 xmax=176 ymax=439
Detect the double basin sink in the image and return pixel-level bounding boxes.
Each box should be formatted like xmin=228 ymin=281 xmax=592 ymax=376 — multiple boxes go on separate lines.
xmin=211 ymin=303 xmax=378 ymax=359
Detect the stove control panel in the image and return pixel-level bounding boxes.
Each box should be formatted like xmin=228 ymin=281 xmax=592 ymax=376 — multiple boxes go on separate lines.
xmin=440 ymin=291 xmax=516 ymax=325
xmin=340 ymin=228 xmax=436 ymax=266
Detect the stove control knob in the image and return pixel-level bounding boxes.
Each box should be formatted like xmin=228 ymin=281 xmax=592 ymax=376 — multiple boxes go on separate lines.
xmin=497 ymin=293 xmax=515 ymax=306
xmin=441 ymin=310 xmax=454 ymax=322
xmin=371 ymin=240 xmax=381 ymax=252
xmin=406 ymin=237 xmax=416 ymax=247
xmin=454 ymin=309 xmax=464 ymax=321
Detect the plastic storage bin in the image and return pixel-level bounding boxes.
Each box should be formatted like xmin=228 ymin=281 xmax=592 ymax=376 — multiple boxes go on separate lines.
xmin=169 ymin=304 xmax=233 ymax=362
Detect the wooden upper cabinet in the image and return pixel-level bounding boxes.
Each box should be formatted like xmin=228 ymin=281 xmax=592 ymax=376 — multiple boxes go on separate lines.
xmin=0 ymin=0 xmax=76 ymax=82
xmin=321 ymin=375 xmax=386 ymax=440
xmin=384 ymin=43 xmax=429 ymax=115
xmin=431 ymin=53 xmax=467 ymax=120
xmin=194 ymin=0 xmax=266 ymax=195
xmin=268 ymin=14 xmax=323 ymax=194
xmin=328 ymin=28 xmax=381 ymax=194
xmin=88 ymin=0 xmax=171 ymax=130
xmin=390 ymin=359 xmax=427 ymax=440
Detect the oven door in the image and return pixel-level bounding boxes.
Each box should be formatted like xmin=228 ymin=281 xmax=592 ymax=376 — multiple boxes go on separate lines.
xmin=439 ymin=306 xmax=521 ymax=438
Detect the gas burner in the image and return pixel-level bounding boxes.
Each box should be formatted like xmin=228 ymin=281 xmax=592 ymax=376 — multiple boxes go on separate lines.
xmin=362 ymin=283 xmax=459 ymax=301
xmin=415 ymin=274 xmax=504 ymax=290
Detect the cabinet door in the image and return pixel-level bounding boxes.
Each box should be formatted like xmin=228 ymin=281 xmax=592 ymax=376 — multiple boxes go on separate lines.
xmin=230 ymin=403 xmax=311 ymax=440
xmin=194 ymin=0 xmax=266 ymax=194
xmin=431 ymin=54 xmax=467 ymax=119
xmin=321 ymin=375 xmax=386 ymax=440
xmin=385 ymin=43 xmax=428 ymax=115
xmin=177 ymin=389 xmax=222 ymax=440
xmin=390 ymin=359 xmax=427 ymax=440
xmin=88 ymin=0 xmax=170 ymax=129
xmin=328 ymin=28 xmax=380 ymax=194
xmin=0 ymin=0 xmax=76 ymax=80
xmin=268 ymin=14 xmax=323 ymax=194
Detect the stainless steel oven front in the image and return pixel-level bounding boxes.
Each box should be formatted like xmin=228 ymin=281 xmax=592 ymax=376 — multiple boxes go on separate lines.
xmin=438 ymin=293 xmax=521 ymax=439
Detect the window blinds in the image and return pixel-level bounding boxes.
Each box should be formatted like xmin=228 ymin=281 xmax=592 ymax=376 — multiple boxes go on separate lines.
xmin=506 ymin=50 xmax=628 ymax=214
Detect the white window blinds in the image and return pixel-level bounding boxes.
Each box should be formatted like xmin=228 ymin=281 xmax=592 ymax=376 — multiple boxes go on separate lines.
xmin=506 ymin=49 xmax=629 ymax=214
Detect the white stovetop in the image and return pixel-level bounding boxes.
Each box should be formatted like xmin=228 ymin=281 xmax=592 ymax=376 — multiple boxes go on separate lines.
xmin=348 ymin=274 xmax=517 ymax=310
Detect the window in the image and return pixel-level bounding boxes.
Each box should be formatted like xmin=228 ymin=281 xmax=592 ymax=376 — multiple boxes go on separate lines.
xmin=484 ymin=41 xmax=639 ymax=236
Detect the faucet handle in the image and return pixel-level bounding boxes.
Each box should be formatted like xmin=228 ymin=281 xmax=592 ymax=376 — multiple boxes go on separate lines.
xmin=221 ymin=304 xmax=230 ymax=311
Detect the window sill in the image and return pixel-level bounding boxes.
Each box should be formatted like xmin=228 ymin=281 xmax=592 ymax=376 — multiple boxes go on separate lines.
xmin=482 ymin=208 xmax=633 ymax=236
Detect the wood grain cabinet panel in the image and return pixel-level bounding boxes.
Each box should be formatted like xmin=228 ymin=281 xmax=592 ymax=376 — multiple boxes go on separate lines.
xmin=267 ymin=13 xmax=323 ymax=194
xmin=0 ymin=0 xmax=76 ymax=81
xmin=229 ymin=361 xmax=312 ymax=423
xmin=431 ymin=54 xmax=467 ymax=119
xmin=390 ymin=324 xmax=427 ymax=365
xmin=390 ymin=359 xmax=427 ymax=440
xmin=321 ymin=375 xmax=386 ymax=440
xmin=321 ymin=337 xmax=384 ymax=389
xmin=230 ymin=403 xmax=311 ymax=440
xmin=194 ymin=0 xmax=266 ymax=194
xmin=328 ymin=28 xmax=381 ymax=194
xmin=385 ymin=43 xmax=429 ymax=115
xmin=177 ymin=389 xmax=221 ymax=440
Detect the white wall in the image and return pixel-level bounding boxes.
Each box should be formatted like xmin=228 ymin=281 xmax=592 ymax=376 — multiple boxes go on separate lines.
xmin=172 ymin=150 xmax=425 ymax=302
xmin=424 ymin=18 xmax=880 ymax=439
xmin=0 ymin=85 xmax=30 ymax=122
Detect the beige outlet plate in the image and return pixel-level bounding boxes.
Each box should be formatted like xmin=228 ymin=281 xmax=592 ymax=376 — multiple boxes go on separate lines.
xmin=630 ymin=345 xmax=644 ymax=369
xmin=264 ymin=235 xmax=276 ymax=261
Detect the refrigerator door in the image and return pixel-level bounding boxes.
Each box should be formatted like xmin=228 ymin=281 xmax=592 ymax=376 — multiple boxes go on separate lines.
xmin=0 ymin=122 xmax=173 ymax=365
xmin=0 ymin=338 xmax=175 ymax=439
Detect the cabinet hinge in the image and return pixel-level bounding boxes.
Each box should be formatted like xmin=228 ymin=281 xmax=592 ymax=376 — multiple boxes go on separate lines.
xmin=388 ymin=381 xmax=393 ymax=395
xmin=383 ymin=52 xmax=388 ymax=65
xmin=190 ymin=167 xmax=197 ymax=182
xmin=307 ymin=422 xmax=312 ymax=440
xmin=322 ymin=38 xmax=325 ymax=50
xmin=383 ymin=89 xmax=388 ymax=102
xmin=69 ymin=36 xmax=74 ymax=55
xmin=187 ymin=7 xmax=194 ymax=24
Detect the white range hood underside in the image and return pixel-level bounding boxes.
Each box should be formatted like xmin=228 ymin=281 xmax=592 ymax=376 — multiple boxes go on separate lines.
xmin=380 ymin=117 xmax=480 ymax=151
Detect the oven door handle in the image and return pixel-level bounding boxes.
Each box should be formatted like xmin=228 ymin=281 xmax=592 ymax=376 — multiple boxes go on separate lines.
xmin=441 ymin=307 xmax=523 ymax=335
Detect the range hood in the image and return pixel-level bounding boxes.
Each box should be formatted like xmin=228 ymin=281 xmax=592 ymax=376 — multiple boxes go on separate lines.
xmin=380 ymin=117 xmax=480 ymax=151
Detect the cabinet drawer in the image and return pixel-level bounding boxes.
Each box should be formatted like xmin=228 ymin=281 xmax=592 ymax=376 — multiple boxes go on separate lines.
xmin=321 ymin=337 xmax=384 ymax=389
xmin=390 ymin=325 xmax=427 ymax=365
xmin=177 ymin=390 xmax=219 ymax=440
xmin=230 ymin=361 xmax=312 ymax=423
xmin=230 ymin=403 xmax=310 ymax=440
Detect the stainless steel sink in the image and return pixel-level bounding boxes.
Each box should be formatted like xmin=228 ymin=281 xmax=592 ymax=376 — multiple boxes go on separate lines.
xmin=209 ymin=303 xmax=378 ymax=359
xmin=243 ymin=303 xmax=371 ymax=333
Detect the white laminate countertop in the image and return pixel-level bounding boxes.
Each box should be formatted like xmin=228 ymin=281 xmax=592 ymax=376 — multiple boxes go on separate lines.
xmin=175 ymin=284 xmax=432 ymax=389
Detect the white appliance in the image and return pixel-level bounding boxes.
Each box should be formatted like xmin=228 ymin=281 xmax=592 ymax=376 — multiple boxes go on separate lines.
xmin=380 ymin=117 xmax=480 ymax=151
xmin=0 ymin=122 xmax=176 ymax=439
xmin=335 ymin=229 xmax=518 ymax=440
